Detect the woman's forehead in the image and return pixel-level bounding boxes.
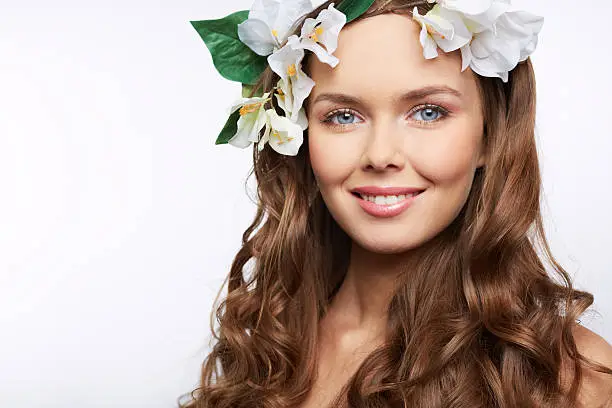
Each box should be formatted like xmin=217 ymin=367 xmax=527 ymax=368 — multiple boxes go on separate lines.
xmin=307 ymin=13 xmax=476 ymax=101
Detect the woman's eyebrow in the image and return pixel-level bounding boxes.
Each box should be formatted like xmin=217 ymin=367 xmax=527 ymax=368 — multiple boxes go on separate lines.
xmin=311 ymin=85 xmax=463 ymax=106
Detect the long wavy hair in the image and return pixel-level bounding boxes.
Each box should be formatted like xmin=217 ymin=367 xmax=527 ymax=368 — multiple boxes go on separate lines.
xmin=180 ymin=1 xmax=612 ymax=407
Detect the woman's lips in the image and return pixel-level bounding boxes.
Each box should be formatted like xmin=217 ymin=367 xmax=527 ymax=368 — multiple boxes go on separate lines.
xmin=354 ymin=191 xmax=423 ymax=218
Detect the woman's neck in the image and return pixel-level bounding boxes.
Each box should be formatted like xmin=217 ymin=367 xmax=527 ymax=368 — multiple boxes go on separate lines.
xmin=325 ymin=242 xmax=419 ymax=335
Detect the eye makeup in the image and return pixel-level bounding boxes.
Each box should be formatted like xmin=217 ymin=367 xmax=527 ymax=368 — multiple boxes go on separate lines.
xmin=319 ymin=103 xmax=451 ymax=131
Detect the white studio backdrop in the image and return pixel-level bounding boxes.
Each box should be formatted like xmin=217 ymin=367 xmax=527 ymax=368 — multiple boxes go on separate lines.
xmin=0 ymin=0 xmax=609 ymax=407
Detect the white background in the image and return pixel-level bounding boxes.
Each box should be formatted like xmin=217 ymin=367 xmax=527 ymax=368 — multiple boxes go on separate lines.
xmin=0 ymin=0 xmax=610 ymax=407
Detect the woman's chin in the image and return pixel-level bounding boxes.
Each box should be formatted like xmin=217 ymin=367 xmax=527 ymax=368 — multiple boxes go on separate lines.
xmin=351 ymin=234 xmax=425 ymax=255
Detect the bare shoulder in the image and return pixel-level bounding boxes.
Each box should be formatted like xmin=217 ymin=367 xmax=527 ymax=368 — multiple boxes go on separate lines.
xmin=571 ymin=324 xmax=612 ymax=407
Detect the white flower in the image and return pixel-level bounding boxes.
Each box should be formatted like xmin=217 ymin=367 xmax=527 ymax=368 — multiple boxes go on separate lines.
xmin=413 ymin=5 xmax=472 ymax=59
xmin=460 ymin=9 xmax=544 ymax=82
xmin=227 ymin=93 xmax=271 ymax=148
xmin=258 ymin=109 xmax=304 ymax=156
xmin=275 ymin=77 xmax=309 ymax=130
xmin=416 ymin=1 xmax=543 ymax=82
xmin=237 ymin=0 xmax=313 ymax=56
xmin=499 ymin=10 xmax=544 ymax=62
xmin=427 ymin=0 xmax=495 ymax=16
xmin=268 ymin=35 xmax=315 ymax=125
xmin=293 ymin=3 xmax=347 ymax=68
xmin=457 ymin=0 xmax=510 ymax=33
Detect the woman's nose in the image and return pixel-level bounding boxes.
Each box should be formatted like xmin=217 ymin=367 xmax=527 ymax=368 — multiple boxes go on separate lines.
xmin=359 ymin=121 xmax=405 ymax=172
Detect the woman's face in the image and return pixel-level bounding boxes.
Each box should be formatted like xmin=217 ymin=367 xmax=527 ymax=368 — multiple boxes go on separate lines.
xmin=306 ymin=13 xmax=486 ymax=255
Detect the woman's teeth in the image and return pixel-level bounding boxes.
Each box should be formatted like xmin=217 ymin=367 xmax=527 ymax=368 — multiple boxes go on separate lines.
xmin=360 ymin=192 xmax=420 ymax=205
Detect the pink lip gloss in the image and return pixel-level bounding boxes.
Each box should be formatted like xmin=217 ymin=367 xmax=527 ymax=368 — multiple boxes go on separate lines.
xmin=355 ymin=191 xmax=423 ymax=218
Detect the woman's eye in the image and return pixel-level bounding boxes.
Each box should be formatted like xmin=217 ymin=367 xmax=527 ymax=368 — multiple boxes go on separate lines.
xmin=321 ymin=105 xmax=447 ymax=129
xmin=410 ymin=105 xmax=447 ymax=123
xmin=323 ymin=109 xmax=362 ymax=127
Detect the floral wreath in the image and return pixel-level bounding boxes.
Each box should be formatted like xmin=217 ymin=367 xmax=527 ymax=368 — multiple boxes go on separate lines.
xmin=191 ymin=0 xmax=544 ymax=156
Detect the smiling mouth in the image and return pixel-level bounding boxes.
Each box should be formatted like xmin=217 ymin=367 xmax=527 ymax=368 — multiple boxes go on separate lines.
xmin=351 ymin=190 xmax=424 ymax=218
xmin=351 ymin=190 xmax=424 ymax=205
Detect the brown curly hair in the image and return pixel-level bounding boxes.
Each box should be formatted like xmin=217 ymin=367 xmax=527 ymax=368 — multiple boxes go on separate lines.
xmin=179 ymin=1 xmax=612 ymax=406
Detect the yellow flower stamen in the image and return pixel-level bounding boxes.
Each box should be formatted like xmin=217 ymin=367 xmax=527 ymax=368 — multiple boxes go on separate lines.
xmin=239 ymin=102 xmax=261 ymax=116
xmin=426 ymin=24 xmax=445 ymax=40
xmin=271 ymin=29 xmax=278 ymax=38
xmin=309 ymin=26 xmax=324 ymax=43
xmin=271 ymin=130 xmax=293 ymax=145
xmin=287 ymin=64 xmax=297 ymax=77
xmin=271 ymin=130 xmax=282 ymax=143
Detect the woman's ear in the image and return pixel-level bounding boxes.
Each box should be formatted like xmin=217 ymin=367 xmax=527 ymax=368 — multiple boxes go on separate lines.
xmin=476 ymin=130 xmax=487 ymax=169
xmin=476 ymin=149 xmax=486 ymax=169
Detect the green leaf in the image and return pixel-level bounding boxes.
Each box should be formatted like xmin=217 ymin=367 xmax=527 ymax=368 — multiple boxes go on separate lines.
xmin=242 ymin=84 xmax=252 ymax=98
xmin=191 ymin=11 xmax=268 ymax=85
xmin=337 ymin=0 xmax=377 ymax=23
xmin=216 ymin=109 xmax=241 ymax=145
xmin=242 ymin=83 xmax=265 ymax=98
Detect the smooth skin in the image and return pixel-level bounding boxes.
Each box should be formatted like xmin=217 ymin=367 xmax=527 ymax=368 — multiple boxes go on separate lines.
xmin=299 ymin=12 xmax=612 ymax=408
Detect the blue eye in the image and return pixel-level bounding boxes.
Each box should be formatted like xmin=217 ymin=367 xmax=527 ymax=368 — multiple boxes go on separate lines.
xmin=322 ymin=105 xmax=448 ymax=129
xmin=323 ymin=109 xmax=362 ymax=127
xmin=410 ymin=105 xmax=447 ymax=123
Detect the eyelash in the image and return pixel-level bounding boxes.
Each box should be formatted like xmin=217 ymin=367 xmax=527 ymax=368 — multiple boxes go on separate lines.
xmin=321 ymin=104 xmax=450 ymax=130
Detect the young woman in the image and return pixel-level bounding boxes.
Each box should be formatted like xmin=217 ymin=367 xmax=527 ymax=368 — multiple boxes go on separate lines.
xmin=183 ymin=0 xmax=612 ymax=406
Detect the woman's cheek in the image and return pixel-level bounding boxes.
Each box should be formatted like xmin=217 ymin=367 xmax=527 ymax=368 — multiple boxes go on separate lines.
xmin=308 ymin=129 xmax=360 ymax=185
xmin=410 ymin=126 xmax=483 ymax=184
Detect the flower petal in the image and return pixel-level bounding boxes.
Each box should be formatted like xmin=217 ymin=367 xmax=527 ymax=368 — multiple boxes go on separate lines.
xmin=228 ymin=126 xmax=253 ymax=148
xmin=267 ymin=36 xmax=305 ymax=79
xmin=425 ymin=0 xmax=541 ymax=83
xmin=509 ymin=10 xmax=544 ymax=34
xmin=268 ymin=38 xmax=315 ymax=121
xmin=289 ymin=70 xmax=315 ymax=122
xmin=519 ymin=34 xmax=538 ymax=62
xmin=246 ymin=0 xmax=313 ymax=45
xmin=472 ymin=29 xmax=518 ymax=69
xmin=421 ymin=26 xmax=440 ymax=59
xmin=275 ymin=77 xmax=293 ymax=114
xmin=227 ymin=93 xmax=270 ymax=147
xmin=237 ymin=18 xmax=277 ymax=56
xmin=275 ymin=88 xmax=288 ymax=113
xmin=295 ymin=107 xmax=309 ymax=130
xmin=276 ymin=75 xmax=313 ymax=126
xmin=427 ymin=6 xmax=472 ymax=52
xmin=258 ymin=121 xmax=271 ymax=151
xmin=296 ymin=38 xmax=340 ymax=67
xmin=498 ymin=11 xmax=544 ymax=61
xmin=229 ymin=100 xmax=269 ymax=148
xmin=435 ymin=0 xmax=494 ymax=16
xmin=249 ymin=0 xmax=280 ymax=28
xmin=461 ymin=1 xmax=511 ymax=33
xmin=422 ymin=6 xmax=456 ymax=38
xmin=469 ymin=59 xmax=508 ymax=82
xmin=413 ymin=7 xmax=439 ymax=59
xmin=459 ymin=44 xmax=472 ymax=71
xmin=306 ymin=4 xmax=346 ymax=54
xmin=228 ymin=93 xmax=270 ymax=114
xmin=294 ymin=4 xmax=346 ymax=67
xmin=464 ymin=6 xmax=542 ymax=82
xmin=229 ymin=98 xmax=251 ymax=114
xmin=265 ymin=109 xmax=304 ymax=156
xmin=274 ymin=0 xmax=314 ymax=40
xmin=248 ymin=107 xmax=269 ymax=142
xmin=230 ymin=115 xmax=256 ymax=148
